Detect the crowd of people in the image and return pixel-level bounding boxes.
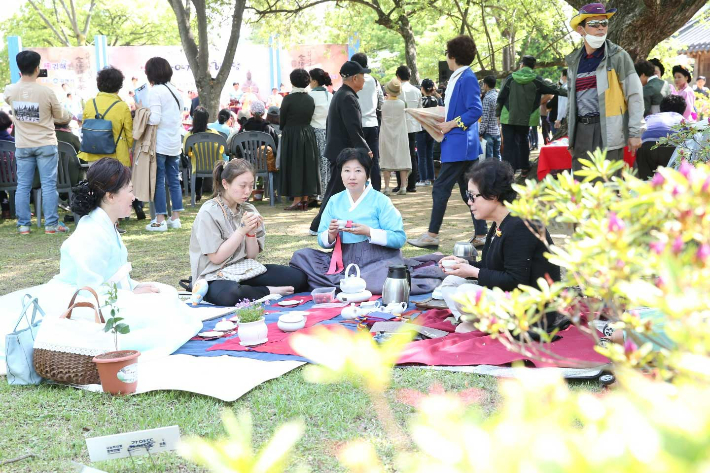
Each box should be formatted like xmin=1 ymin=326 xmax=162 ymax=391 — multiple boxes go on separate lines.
xmin=0 ymin=3 xmax=705 ymax=338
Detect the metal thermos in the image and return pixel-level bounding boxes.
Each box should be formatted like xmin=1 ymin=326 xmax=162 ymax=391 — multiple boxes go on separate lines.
xmin=382 ymin=265 xmax=411 ymax=305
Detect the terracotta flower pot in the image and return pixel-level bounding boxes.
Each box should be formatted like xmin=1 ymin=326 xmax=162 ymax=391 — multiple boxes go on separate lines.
xmin=93 ymin=350 xmax=140 ymax=395
xmin=238 ymin=317 xmax=268 ymax=346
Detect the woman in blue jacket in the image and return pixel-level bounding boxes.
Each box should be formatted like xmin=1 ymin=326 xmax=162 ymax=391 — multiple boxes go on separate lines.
xmin=408 ymin=35 xmax=488 ymax=250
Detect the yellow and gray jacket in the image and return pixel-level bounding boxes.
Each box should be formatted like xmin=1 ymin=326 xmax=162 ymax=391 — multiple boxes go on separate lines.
xmin=565 ymin=40 xmax=645 ymax=151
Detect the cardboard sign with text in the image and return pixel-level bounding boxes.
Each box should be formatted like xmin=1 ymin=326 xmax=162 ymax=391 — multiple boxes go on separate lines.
xmin=85 ymin=426 xmax=180 ymax=462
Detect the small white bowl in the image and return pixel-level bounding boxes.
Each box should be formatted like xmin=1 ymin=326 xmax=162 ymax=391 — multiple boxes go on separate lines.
xmin=277 ymin=312 xmax=307 ymax=332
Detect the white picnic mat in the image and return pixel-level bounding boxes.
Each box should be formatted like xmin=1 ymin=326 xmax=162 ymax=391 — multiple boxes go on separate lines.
xmin=71 ymin=355 xmax=304 ymax=402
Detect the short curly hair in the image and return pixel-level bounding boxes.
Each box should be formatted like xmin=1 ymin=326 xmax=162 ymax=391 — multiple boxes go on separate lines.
xmin=97 ymin=66 xmax=124 ymax=93
xmin=290 ymin=68 xmax=311 ymax=88
xmin=465 ymin=159 xmax=517 ymax=204
xmin=446 ymin=35 xmax=477 ymax=67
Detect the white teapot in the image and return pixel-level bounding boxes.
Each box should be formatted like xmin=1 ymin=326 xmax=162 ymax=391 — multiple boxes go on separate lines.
xmin=383 ymin=301 xmax=407 ymax=315
xmin=341 ymin=303 xmax=363 ymax=320
xmin=339 ymin=264 xmax=367 ymax=294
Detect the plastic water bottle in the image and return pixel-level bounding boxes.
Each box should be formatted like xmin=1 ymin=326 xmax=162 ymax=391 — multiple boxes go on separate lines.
xmin=190 ymin=279 xmax=209 ymax=306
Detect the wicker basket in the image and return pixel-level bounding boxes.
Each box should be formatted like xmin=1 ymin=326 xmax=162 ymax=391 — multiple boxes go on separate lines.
xmin=34 ymin=348 xmax=101 ymax=385
xmin=32 ymin=287 xmax=107 ymax=385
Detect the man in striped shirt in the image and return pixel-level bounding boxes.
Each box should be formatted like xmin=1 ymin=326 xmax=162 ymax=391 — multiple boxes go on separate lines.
xmin=566 ymin=3 xmax=644 ymax=174
xmin=479 ymin=75 xmax=500 ymax=160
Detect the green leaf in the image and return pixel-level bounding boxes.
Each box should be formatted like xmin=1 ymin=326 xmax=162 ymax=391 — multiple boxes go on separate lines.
xmin=115 ymin=323 xmax=130 ymax=334
xmin=104 ymin=319 xmax=115 ymax=331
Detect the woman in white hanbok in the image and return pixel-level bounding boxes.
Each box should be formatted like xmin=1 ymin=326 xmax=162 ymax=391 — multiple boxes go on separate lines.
xmin=0 ymin=158 xmax=201 ymax=363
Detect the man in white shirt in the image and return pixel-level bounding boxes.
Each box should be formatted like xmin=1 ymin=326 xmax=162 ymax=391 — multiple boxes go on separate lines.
xmin=394 ymin=65 xmax=422 ymax=192
xmin=351 ymin=53 xmax=384 ymax=191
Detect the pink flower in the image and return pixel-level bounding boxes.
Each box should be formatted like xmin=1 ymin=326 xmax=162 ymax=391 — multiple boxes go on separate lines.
xmin=656 ymin=276 xmax=666 ymax=288
xmin=672 ymin=236 xmax=684 ymax=254
xmin=650 ymin=241 xmax=666 ymax=254
xmin=608 ymin=212 xmax=625 ymax=232
xmin=672 ymin=186 xmax=682 ymax=197
xmin=702 ymin=176 xmax=710 ymax=193
xmin=697 ymin=244 xmax=710 ymax=263
xmin=651 ymin=173 xmax=665 ymax=187
xmin=616 ymin=259 xmax=625 ymax=268
xmin=624 ymin=338 xmax=637 ymax=356
xmin=679 ymin=160 xmax=694 ymax=182
xmin=474 ymin=289 xmax=484 ymax=304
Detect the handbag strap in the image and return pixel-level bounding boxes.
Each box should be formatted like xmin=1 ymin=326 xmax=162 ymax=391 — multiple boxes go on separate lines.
xmin=163 ymin=84 xmax=181 ymax=109
xmin=66 ymin=286 xmax=104 ymax=320
xmin=214 ymin=197 xmax=238 ymax=271
xmin=60 ymin=301 xmax=105 ymax=324
xmin=13 ymin=295 xmax=46 ymax=332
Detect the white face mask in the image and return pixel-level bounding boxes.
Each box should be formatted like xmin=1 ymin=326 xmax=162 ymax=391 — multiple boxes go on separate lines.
xmin=584 ymin=33 xmax=607 ymax=49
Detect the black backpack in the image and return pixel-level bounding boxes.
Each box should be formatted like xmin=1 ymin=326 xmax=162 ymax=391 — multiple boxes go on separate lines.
xmin=79 ymin=99 xmax=123 ymax=155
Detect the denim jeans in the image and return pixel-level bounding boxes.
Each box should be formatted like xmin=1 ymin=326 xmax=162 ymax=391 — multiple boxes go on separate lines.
xmin=416 ymin=131 xmax=435 ymax=181
xmin=483 ymin=133 xmax=501 ymax=160
xmin=154 ymin=153 xmax=184 ymax=215
xmin=15 ymin=145 xmax=59 ymax=227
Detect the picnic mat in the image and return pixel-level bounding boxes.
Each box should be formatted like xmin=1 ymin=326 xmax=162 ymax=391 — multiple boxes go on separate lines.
xmin=178 ymin=293 xmax=609 ymax=370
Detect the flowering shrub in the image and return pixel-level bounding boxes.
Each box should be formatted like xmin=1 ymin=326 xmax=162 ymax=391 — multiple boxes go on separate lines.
xmin=655 ymin=117 xmax=710 ymax=166
xmin=456 ymin=151 xmax=710 ymax=380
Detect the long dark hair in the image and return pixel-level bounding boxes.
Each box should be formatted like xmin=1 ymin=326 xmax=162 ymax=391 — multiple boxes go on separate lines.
xmin=212 ymin=159 xmax=255 ymax=198
xmin=191 ymin=106 xmax=209 ymax=133
xmin=71 ymin=157 xmax=132 ymax=215
xmin=309 ymin=68 xmax=332 ymax=87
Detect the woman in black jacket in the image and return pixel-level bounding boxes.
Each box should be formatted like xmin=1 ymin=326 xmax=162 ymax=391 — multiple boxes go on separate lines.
xmin=439 ymin=158 xmax=563 ymax=334
xmin=439 ymin=158 xmax=559 ymax=289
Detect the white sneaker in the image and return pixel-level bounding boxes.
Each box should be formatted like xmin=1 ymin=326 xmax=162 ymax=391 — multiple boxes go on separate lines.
xmin=415 ymin=181 xmax=427 ymax=187
xmin=167 ymin=217 xmax=182 ymax=229
xmin=145 ymin=220 xmax=167 ymax=232
xmin=425 ymin=180 xmax=432 ymax=186
xmin=397 ymin=188 xmax=407 ymax=195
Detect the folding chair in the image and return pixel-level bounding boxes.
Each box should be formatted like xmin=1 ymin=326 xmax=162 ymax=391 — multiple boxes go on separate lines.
xmin=184 ymin=132 xmax=228 ymax=207
xmin=0 ymin=140 xmax=18 ymax=218
xmin=228 ymin=131 xmax=277 ymax=206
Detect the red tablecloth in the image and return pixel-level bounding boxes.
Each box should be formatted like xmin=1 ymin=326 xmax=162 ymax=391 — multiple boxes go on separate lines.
xmin=537 ymin=138 xmax=636 ymax=180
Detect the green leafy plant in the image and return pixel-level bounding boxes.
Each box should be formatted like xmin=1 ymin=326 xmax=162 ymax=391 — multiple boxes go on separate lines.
xmin=654 ymin=119 xmax=710 ymax=166
xmin=235 ymin=302 xmax=265 ymax=324
xmin=103 ymin=283 xmax=130 ymax=352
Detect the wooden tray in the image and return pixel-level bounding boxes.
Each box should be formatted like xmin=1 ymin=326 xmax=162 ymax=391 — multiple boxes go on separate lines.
xmin=415 ymin=297 xmax=449 ymax=310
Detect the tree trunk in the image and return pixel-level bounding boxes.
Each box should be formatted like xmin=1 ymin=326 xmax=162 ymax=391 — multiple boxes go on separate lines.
xmin=167 ymin=0 xmax=246 ymax=119
xmin=564 ymin=0 xmax=707 ymax=61
xmin=399 ymin=20 xmax=420 ymax=84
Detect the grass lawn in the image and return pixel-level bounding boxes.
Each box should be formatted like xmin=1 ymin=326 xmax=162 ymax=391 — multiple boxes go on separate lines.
xmin=0 ymin=184 xmax=584 ymax=472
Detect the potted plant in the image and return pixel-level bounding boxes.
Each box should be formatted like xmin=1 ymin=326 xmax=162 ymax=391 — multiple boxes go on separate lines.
xmin=92 ymin=284 xmax=140 ymax=395
xmin=251 ymin=177 xmax=265 ymax=201
xmin=235 ymin=302 xmax=267 ymax=346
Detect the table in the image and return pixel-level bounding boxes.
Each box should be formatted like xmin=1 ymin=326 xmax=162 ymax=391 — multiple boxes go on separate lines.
xmin=537 ymin=137 xmax=636 ymax=180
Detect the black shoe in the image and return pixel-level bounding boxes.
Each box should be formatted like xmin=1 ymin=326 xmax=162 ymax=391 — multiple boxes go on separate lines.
xmin=117 ymin=227 xmax=127 ymax=234
xmin=392 ymin=187 xmax=400 ymax=193
xmin=135 ymin=207 xmax=146 ymax=220
xmin=63 ymin=214 xmax=75 ymax=223
xmin=196 ymin=194 xmax=202 ymax=202
xmin=406 ymin=188 xmax=417 ymax=193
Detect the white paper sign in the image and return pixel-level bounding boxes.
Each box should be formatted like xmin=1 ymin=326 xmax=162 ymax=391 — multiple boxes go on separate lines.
xmin=85 ymin=426 xmax=180 ymax=462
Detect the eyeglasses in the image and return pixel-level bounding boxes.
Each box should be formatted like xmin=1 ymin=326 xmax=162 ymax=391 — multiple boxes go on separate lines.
xmin=466 ymin=191 xmax=483 ymax=202
xmin=444 ymin=50 xmax=449 ymax=57
xmin=586 ymin=19 xmax=608 ymax=28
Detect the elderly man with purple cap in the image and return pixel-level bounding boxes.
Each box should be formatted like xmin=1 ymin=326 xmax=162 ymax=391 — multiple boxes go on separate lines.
xmin=566 ymin=3 xmax=645 ymax=174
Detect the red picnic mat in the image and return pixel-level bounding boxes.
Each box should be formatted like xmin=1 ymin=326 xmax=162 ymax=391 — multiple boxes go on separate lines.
xmin=207 ymin=305 xmax=344 ymax=353
xmin=398 ymin=309 xmax=608 ymax=367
